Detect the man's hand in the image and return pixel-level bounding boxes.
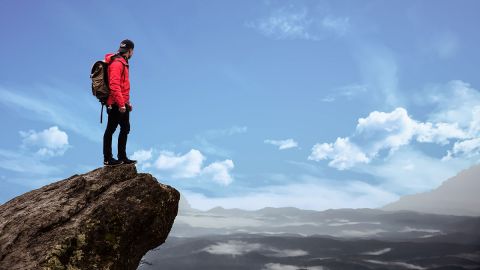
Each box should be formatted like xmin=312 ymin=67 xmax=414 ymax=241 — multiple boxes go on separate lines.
xmin=128 ymin=103 xmax=133 ymax=112
xmin=119 ymin=106 xmax=127 ymax=113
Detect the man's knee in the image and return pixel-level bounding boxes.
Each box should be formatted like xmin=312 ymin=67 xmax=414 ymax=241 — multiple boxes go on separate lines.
xmin=120 ymin=124 xmax=130 ymax=134
xmin=104 ymin=125 xmax=117 ymax=136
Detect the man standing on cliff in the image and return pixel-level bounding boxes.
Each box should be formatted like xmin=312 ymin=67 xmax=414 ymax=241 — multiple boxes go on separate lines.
xmin=103 ymin=39 xmax=137 ymax=166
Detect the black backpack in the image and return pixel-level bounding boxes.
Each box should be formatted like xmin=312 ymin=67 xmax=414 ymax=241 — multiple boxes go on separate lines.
xmin=90 ymin=54 xmax=124 ymax=123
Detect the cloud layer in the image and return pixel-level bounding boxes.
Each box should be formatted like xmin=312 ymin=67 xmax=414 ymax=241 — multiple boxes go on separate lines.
xmin=309 ymin=105 xmax=475 ymax=170
xmin=133 ymin=148 xmax=235 ymax=186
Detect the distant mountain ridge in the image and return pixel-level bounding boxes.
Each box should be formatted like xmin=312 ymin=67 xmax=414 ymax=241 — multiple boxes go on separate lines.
xmin=382 ymin=163 xmax=480 ymax=216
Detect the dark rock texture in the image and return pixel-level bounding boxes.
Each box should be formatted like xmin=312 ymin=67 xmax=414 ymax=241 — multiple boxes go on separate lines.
xmin=0 ymin=164 xmax=179 ymax=270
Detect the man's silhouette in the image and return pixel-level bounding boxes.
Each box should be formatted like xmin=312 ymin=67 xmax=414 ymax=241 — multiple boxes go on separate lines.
xmin=103 ymin=39 xmax=137 ymax=166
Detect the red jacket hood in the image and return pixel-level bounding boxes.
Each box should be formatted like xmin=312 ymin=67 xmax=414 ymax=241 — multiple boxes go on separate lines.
xmin=104 ymin=53 xmax=128 ymax=65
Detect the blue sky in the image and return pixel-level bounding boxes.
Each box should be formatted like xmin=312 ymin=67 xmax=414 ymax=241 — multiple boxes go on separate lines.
xmin=1 ymin=0 xmax=479 ymax=210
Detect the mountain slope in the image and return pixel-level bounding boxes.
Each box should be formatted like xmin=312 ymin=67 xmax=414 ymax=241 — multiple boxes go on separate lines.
xmin=382 ymin=163 xmax=480 ymax=216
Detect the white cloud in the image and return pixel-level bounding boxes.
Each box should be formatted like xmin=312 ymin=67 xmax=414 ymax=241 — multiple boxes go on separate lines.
xmin=444 ymin=138 xmax=480 ymax=160
xmin=356 ymin=108 xmax=418 ymax=153
xmin=354 ymin=43 xmax=403 ymax=108
xmin=269 ymin=248 xmax=308 ymax=257
xmin=358 ymin=147 xmax=471 ymax=194
xmin=132 ymin=148 xmax=153 ymax=169
xmin=202 ymin=159 xmax=234 ymax=186
xmin=309 ymin=137 xmax=369 ymax=170
xmin=361 ymin=248 xmax=392 ymax=256
xmin=321 ymin=84 xmax=368 ymax=103
xmin=131 ymin=148 xmax=153 ymax=162
xmin=364 ymin=260 xmax=425 ymax=270
xmin=263 ymin=263 xmax=325 ymax=270
xmin=400 ymin=227 xmax=442 ymax=234
xmin=153 ymin=149 xmax=235 ymax=185
xmin=421 ymin=80 xmax=480 ymax=127
xmin=203 ymin=240 xmax=263 ymax=256
xmin=203 ymin=240 xmax=308 ymax=258
xmin=415 ymin=122 xmax=467 ymax=145
xmin=20 ymin=126 xmax=69 ymax=157
xmin=248 ymin=6 xmax=349 ymax=41
xmin=264 ymin=139 xmax=299 ymax=150
xmin=339 ymin=229 xmax=387 ymax=238
xmin=250 ymin=7 xmax=317 ymax=40
xmin=310 ymin=107 xmax=471 ymax=170
xmin=154 ymin=149 xmax=205 ymax=178
xmin=0 ymin=126 xmax=70 ymax=187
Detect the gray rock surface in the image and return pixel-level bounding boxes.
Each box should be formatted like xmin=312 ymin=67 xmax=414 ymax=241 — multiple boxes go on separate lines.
xmin=0 ymin=164 xmax=179 ymax=270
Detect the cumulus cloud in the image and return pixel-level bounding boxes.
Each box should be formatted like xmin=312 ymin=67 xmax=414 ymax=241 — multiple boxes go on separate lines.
xmin=152 ymin=149 xmax=235 ymax=185
xmin=202 ymin=159 xmax=234 ymax=185
xmin=415 ymin=122 xmax=467 ymax=145
xmin=264 ymin=139 xmax=298 ymax=150
xmin=310 ymin=107 xmax=470 ymax=170
xmin=202 ymin=240 xmax=308 ymax=258
xmin=131 ymin=148 xmax=153 ymax=162
xmin=20 ymin=126 xmax=70 ymax=157
xmin=154 ymin=149 xmax=205 ymax=178
xmin=131 ymin=148 xmax=153 ymax=169
xmin=309 ymin=137 xmax=369 ymax=170
xmin=0 ymin=127 xmax=69 ymax=186
xmin=444 ymin=138 xmax=480 ymax=160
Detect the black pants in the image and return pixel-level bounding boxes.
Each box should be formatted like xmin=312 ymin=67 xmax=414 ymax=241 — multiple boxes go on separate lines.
xmin=103 ymin=104 xmax=130 ymax=161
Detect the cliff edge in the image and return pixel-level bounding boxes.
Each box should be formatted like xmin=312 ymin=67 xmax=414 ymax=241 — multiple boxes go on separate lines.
xmin=0 ymin=164 xmax=180 ymax=270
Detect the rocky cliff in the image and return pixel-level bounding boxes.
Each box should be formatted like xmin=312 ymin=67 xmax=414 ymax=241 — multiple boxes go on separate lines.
xmin=0 ymin=164 xmax=179 ymax=270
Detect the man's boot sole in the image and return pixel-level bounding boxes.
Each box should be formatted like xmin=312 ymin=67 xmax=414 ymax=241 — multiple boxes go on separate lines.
xmin=103 ymin=162 xmax=124 ymax=167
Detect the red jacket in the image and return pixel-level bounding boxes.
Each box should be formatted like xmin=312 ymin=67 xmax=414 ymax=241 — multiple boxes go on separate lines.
xmin=105 ymin=53 xmax=130 ymax=108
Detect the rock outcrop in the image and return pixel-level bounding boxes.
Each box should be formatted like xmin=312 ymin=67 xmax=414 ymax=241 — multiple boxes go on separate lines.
xmin=0 ymin=164 xmax=179 ymax=270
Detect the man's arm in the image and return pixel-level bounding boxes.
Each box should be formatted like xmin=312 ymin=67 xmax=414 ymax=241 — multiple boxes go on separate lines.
xmin=108 ymin=60 xmax=126 ymax=108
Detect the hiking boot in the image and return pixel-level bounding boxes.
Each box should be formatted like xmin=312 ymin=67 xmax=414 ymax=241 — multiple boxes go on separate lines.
xmin=104 ymin=158 xmax=123 ymax=166
xmin=119 ymin=158 xmax=137 ymax=165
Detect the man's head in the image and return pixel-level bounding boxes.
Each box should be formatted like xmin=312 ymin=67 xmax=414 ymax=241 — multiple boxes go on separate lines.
xmin=118 ymin=39 xmax=134 ymax=59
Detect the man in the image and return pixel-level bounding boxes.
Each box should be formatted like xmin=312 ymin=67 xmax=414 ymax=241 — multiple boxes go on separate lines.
xmin=103 ymin=39 xmax=137 ymax=166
